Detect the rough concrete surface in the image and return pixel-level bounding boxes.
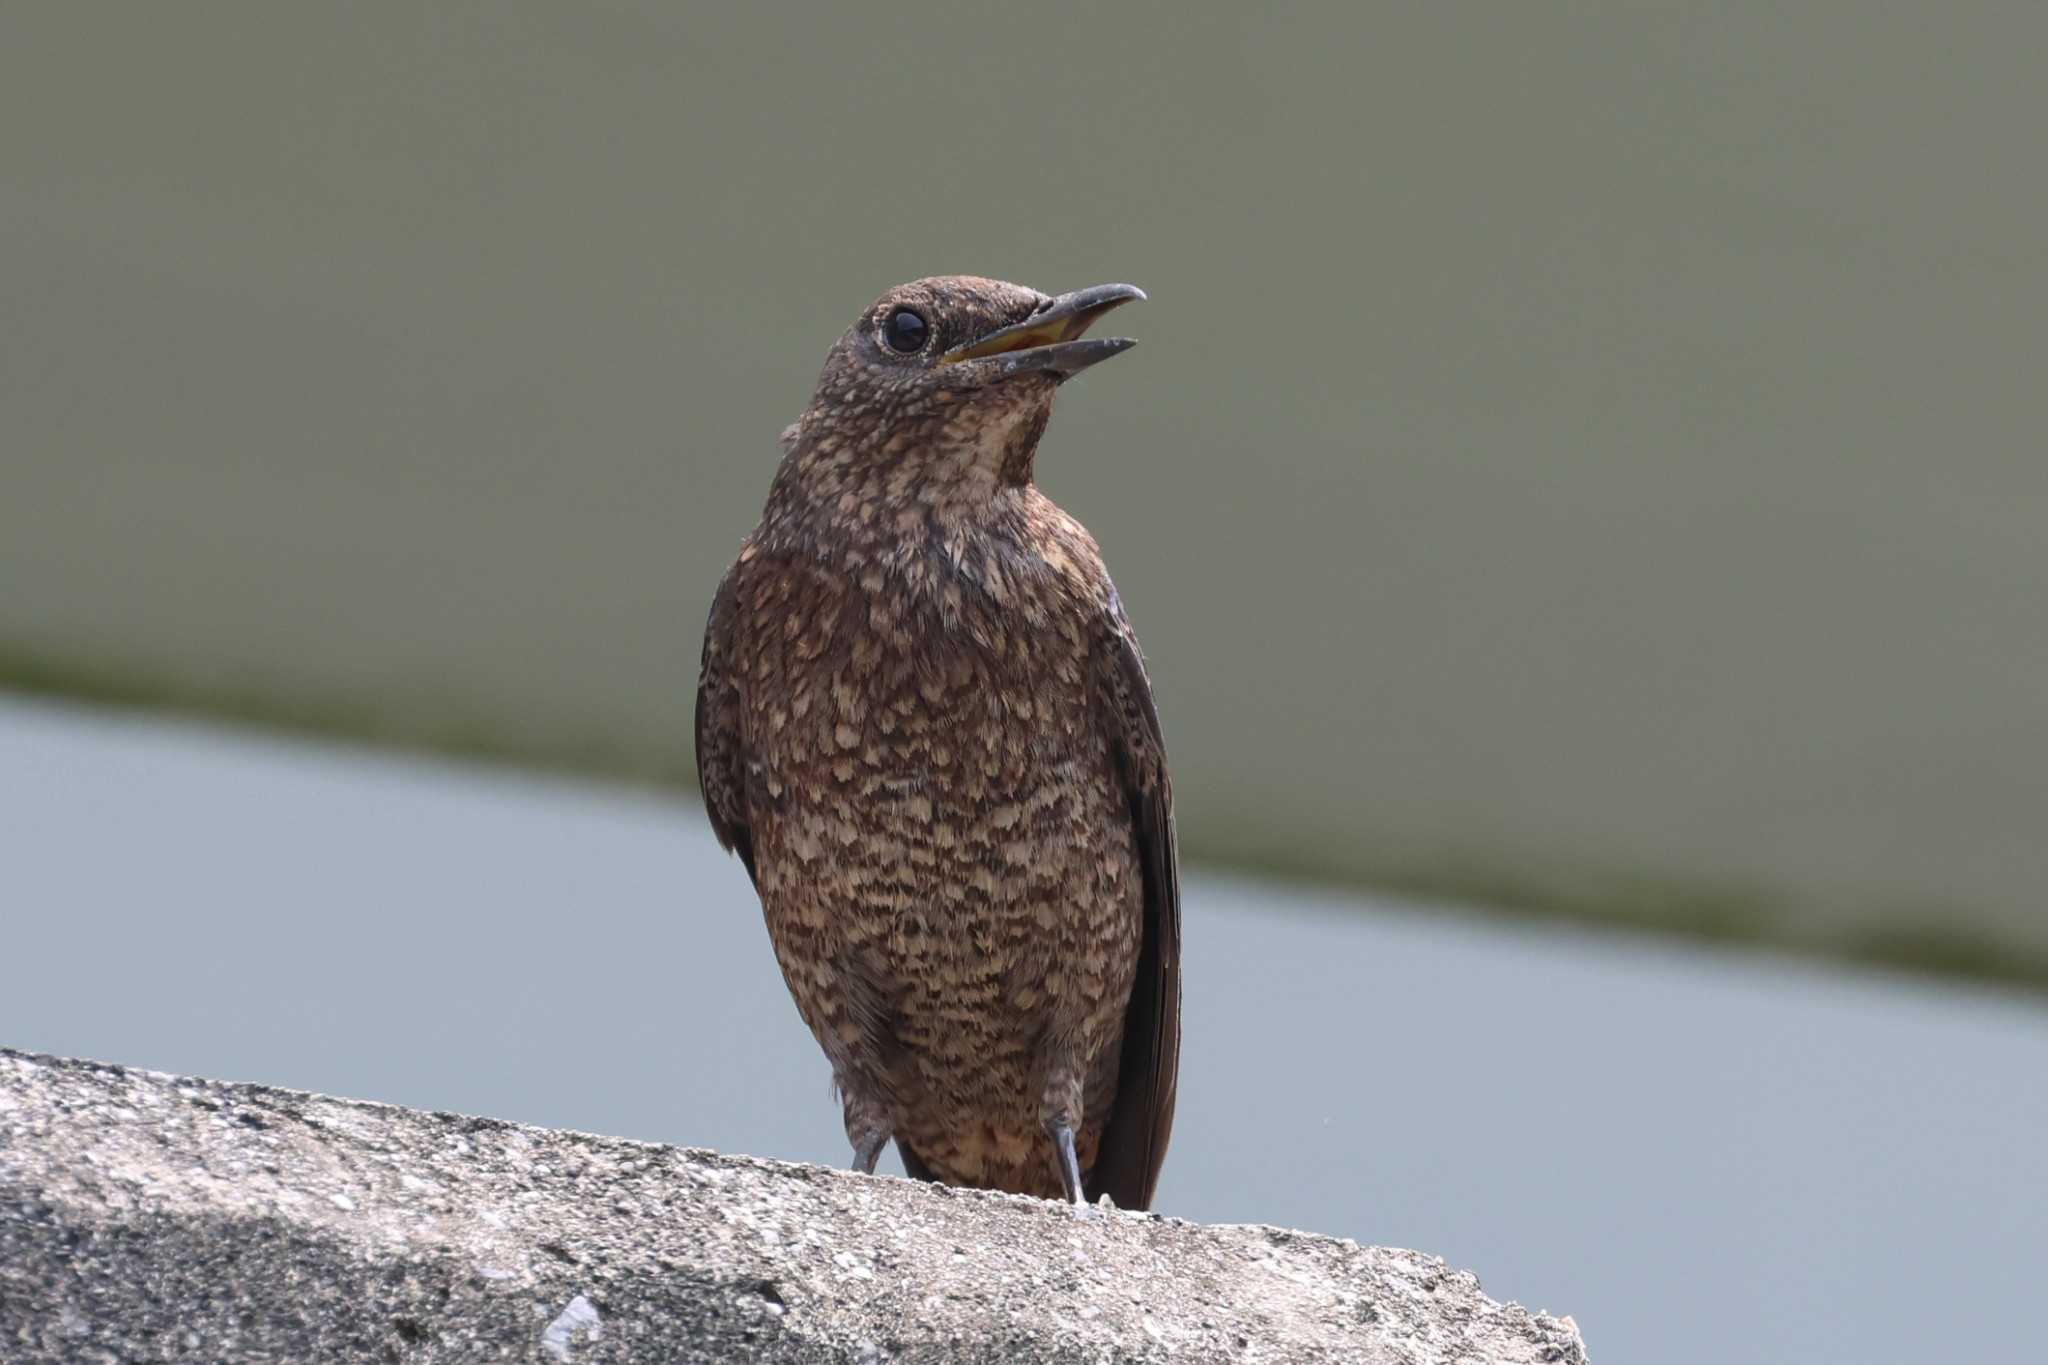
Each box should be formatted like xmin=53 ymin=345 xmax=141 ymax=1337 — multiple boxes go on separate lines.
xmin=0 ymin=1049 xmax=1586 ymax=1363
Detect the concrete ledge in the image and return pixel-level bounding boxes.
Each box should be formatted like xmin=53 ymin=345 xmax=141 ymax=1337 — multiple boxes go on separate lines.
xmin=0 ymin=1048 xmax=1585 ymax=1363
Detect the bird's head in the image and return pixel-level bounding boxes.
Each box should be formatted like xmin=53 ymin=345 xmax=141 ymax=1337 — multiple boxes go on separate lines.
xmin=777 ymin=276 xmax=1143 ymax=506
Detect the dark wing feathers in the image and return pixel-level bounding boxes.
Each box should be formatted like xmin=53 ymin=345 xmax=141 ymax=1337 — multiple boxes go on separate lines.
xmin=695 ymin=566 xmax=758 ymax=886
xmin=1084 ymin=608 xmax=1183 ymax=1211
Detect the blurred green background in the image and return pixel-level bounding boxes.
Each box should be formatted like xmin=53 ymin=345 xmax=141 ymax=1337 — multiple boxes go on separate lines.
xmin=5 ymin=3 xmax=2045 ymax=983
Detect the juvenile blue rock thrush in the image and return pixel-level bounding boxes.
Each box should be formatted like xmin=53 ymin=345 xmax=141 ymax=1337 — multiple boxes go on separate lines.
xmin=695 ymin=277 xmax=1180 ymax=1209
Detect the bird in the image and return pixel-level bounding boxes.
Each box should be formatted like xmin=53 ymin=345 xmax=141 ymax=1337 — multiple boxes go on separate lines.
xmin=694 ymin=276 xmax=1180 ymax=1211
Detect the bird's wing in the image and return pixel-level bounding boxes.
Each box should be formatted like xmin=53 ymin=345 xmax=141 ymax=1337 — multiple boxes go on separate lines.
xmin=694 ymin=562 xmax=758 ymax=886
xmin=1085 ymin=597 xmax=1182 ymax=1211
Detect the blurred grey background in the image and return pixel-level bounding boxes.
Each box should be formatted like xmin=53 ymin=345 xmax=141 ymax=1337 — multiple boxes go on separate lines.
xmin=6 ymin=4 xmax=2045 ymax=978
xmin=5 ymin=5 xmax=2048 ymax=1362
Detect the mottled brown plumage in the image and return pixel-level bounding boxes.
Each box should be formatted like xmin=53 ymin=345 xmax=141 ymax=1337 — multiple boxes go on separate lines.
xmin=695 ymin=276 xmax=1179 ymax=1209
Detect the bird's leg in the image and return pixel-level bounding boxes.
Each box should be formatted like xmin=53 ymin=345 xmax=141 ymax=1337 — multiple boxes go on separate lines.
xmin=1040 ymin=1074 xmax=1091 ymax=1215
xmin=841 ymin=1084 xmax=892 ymax=1176
xmin=1048 ymin=1120 xmax=1086 ymax=1204
xmin=849 ymin=1128 xmax=889 ymax=1176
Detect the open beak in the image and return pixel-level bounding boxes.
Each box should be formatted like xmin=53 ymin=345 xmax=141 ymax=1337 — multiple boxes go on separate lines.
xmin=937 ymin=283 xmax=1146 ymax=379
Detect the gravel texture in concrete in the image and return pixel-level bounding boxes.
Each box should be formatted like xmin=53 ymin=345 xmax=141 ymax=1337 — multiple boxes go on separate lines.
xmin=0 ymin=1048 xmax=1586 ymax=1363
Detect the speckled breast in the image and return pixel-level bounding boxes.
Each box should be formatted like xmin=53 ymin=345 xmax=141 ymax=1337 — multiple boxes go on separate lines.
xmin=733 ymin=540 xmax=1143 ymax=1191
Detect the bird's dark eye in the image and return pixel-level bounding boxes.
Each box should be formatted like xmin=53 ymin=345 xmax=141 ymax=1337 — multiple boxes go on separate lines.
xmin=882 ymin=308 xmax=929 ymax=354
